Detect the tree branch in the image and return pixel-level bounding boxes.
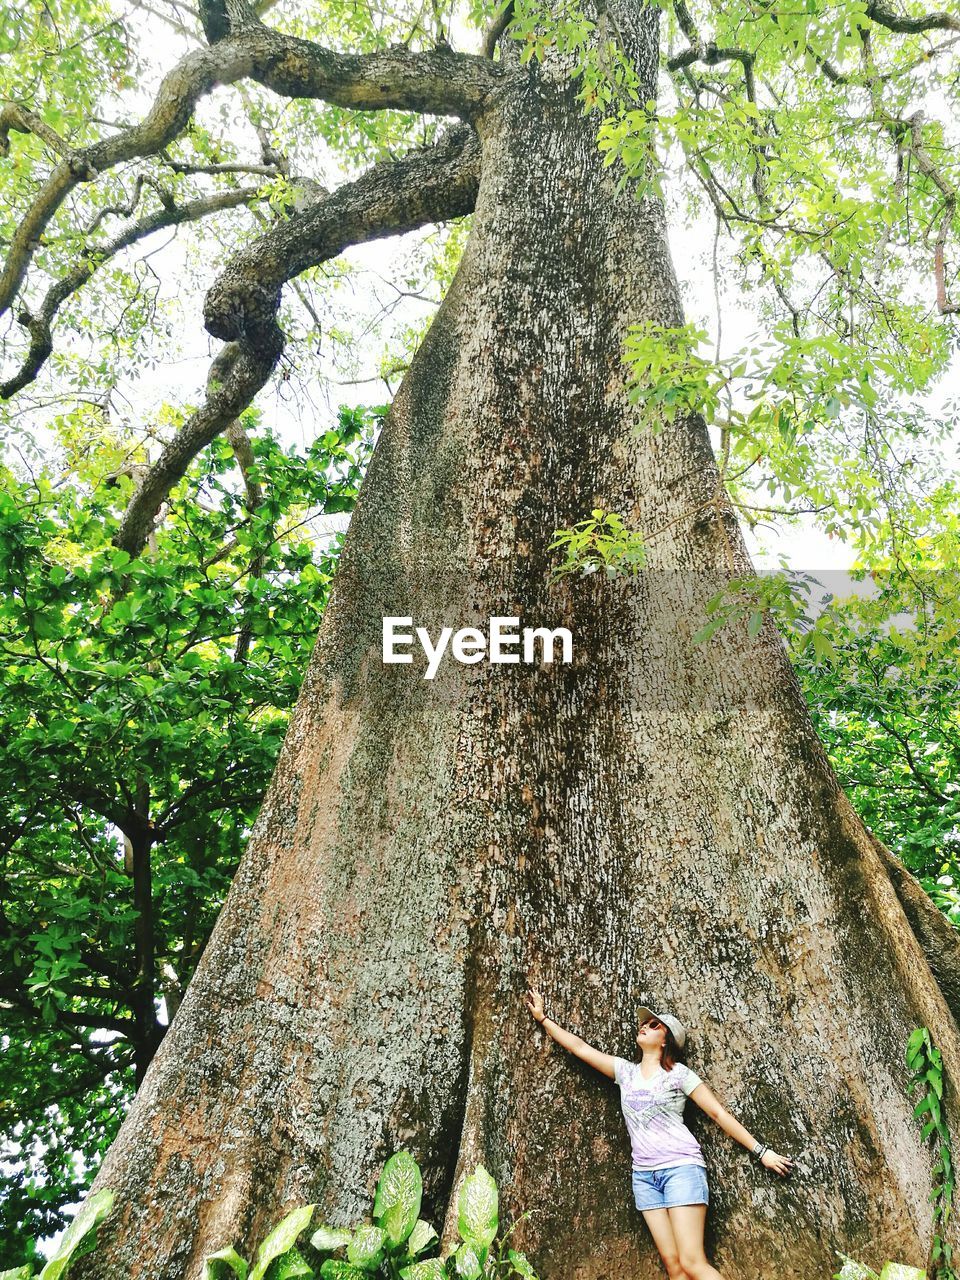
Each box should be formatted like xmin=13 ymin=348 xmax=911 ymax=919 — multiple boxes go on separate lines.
xmin=0 ymin=28 xmax=500 ymax=318
xmin=864 ymin=1 xmax=960 ymax=35
xmin=113 ymin=124 xmax=481 ymax=557
xmin=1 ymin=187 xmax=262 ymax=401
xmin=0 ymin=105 xmax=71 ymax=159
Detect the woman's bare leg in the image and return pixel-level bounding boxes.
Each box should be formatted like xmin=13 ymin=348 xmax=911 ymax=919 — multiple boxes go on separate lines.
xmin=640 ymin=1208 xmax=686 ymax=1280
xmin=667 ymin=1204 xmax=726 ymax=1280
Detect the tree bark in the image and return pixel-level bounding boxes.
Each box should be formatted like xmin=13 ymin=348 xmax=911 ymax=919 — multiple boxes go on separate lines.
xmin=80 ymin=9 xmax=960 ymax=1279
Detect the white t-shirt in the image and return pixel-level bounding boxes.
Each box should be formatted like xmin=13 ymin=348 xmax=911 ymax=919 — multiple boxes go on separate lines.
xmin=613 ymin=1057 xmax=707 ymax=1171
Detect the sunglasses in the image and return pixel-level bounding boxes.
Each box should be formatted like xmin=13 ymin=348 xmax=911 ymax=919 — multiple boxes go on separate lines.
xmin=639 ymin=1018 xmax=665 ymax=1032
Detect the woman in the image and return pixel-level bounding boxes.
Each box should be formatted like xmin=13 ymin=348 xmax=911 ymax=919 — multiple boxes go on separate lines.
xmin=523 ymin=988 xmax=793 ymax=1280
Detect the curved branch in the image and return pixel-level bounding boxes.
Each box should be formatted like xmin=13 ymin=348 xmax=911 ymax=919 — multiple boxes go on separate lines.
xmin=0 ymin=104 xmax=71 ymax=158
xmin=0 ymin=31 xmax=500 ymax=318
xmin=1 ymin=187 xmax=262 ymax=401
xmin=84 ymin=173 xmax=173 ymax=235
xmin=114 ymin=124 xmax=481 ymax=557
xmin=864 ymin=1 xmax=960 ymax=34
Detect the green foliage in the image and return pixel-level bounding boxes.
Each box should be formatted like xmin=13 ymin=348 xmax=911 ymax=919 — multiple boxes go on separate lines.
xmin=373 ymin=1152 xmax=422 ymax=1251
xmin=549 ymin=509 xmax=647 ymax=579
xmin=511 ymin=0 xmax=959 ymax=587
xmin=830 ymin=1029 xmax=957 ymax=1279
xmin=621 ymin=320 xmax=957 ymax=568
xmin=0 ymin=1190 xmax=113 ymax=1280
xmin=0 ymin=406 xmax=375 ymax=1261
xmin=196 ymin=1156 xmax=539 ymax=1280
xmin=907 ymin=1028 xmax=956 ymax=1280
xmin=690 ymin=568 xmax=825 ymax=649
xmin=791 ymin=563 xmax=960 ymax=885
xmin=834 ymin=1260 xmax=926 ymax=1279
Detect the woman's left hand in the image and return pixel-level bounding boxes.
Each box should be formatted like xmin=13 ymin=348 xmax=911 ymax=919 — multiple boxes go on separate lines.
xmin=761 ymin=1149 xmax=794 ymax=1177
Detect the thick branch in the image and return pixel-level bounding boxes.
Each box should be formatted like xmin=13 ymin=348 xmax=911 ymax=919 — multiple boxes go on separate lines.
xmin=114 ymin=124 xmax=481 ymax=557
xmin=0 ymin=105 xmax=71 ymax=159
xmin=0 ymin=32 xmax=500 ymax=317
xmin=864 ymin=1 xmax=960 ymax=34
xmin=1 ymin=187 xmax=261 ymax=401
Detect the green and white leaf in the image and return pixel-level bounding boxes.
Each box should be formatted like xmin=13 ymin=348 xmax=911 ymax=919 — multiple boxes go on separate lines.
xmin=319 ymin=1263 xmax=368 ymax=1280
xmin=398 ymin=1260 xmax=446 ymax=1280
xmin=249 ymin=1205 xmax=316 ymax=1280
xmin=268 ymin=1246 xmax=313 ymax=1279
xmin=404 ymin=1219 xmax=439 ymax=1260
xmin=508 ymin=1249 xmax=538 ymax=1279
xmin=39 ymin=1189 xmax=114 ymax=1280
xmin=346 ymin=1225 xmax=386 ymax=1271
xmin=372 ymin=1151 xmax=422 ymax=1248
xmin=451 ymin=1243 xmax=482 ymax=1280
xmin=310 ymin=1226 xmax=354 ymax=1253
xmin=457 ymin=1167 xmax=498 ymax=1250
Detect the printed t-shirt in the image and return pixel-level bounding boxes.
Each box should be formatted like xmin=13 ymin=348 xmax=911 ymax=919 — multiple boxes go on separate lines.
xmin=612 ymin=1057 xmax=706 ymax=1171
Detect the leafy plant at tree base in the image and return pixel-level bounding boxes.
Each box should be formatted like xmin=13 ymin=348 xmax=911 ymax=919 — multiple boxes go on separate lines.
xmin=0 ymin=1190 xmax=113 ymax=1280
xmin=907 ymin=1028 xmax=957 ymax=1280
xmin=204 ymin=1153 xmax=538 ymax=1280
xmin=833 ymin=1260 xmax=926 ymax=1280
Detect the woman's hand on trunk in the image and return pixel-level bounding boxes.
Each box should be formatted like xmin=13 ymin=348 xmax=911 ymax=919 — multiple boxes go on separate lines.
xmin=524 ymin=988 xmax=546 ymax=1023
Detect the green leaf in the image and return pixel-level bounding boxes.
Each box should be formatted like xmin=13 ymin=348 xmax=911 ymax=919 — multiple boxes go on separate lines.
xmin=204 ymin=1246 xmax=250 ymax=1279
xmin=268 ymin=1246 xmax=313 ymax=1279
xmin=398 ymin=1261 xmax=446 ymax=1280
xmin=833 ymin=1256 xmax=879 ymax=1280
xmin=249 ymin=1205 xmax=316 ymax=1280
xmin=373 ymin=1151 xmax=422 ymax=1249
xmin=319 ymin=1264 xmax=367 ymax=1280
xmin=310 ymin=1227 xmax=353 ymax=1253
xmin=404 ymin=1220 xmax=438 ymax=1260
xmin=0 ymin=1268 xmax=34 ymax=1279
xmin=39 ymin=1188 xmax=114 ymax=1279
xmin=457 ymin=1167 xmax=498 ymax=1250
xmin=906 ymin=1028 xmax=926 ymax=1061
xmin=451 ymin=1243 xmax=482 ymax=1280
xmin=508 ymin=1250 xmax=538 ymax=1279
xmin=346 ymin=1225 xmax=386 ymax=1271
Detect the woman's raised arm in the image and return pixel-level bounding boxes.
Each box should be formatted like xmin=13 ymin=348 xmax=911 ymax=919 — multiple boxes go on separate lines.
xmin=688 ymin=1081 xmax=794 ymax=1177
xmin=523 ymin=988 xmax=617 ymax=1080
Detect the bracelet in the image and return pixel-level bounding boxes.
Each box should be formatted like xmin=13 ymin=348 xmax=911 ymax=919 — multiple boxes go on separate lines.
xmin=751 ymin=1143 xmax=768 ymax=1162
xmin=538 ymin=1014 xmax=549 ymax=1025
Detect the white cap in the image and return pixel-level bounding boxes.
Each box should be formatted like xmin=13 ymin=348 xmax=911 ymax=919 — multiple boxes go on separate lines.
xmin=637 ymin=1005 xmax=687 ymax=1050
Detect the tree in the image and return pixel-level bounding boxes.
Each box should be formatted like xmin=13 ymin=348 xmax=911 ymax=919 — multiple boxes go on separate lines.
xmin=2 ymin=0 xmax=960 ymax=1276
xmin=0 ymin=406 xmax=372 ymax=1262
xmin=792 ymin=561 xmax=960 ymax=888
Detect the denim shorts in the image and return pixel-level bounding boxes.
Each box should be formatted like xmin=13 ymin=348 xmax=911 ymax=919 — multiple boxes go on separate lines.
xmin=632 ymin=1163 xmax=709 ymax=1211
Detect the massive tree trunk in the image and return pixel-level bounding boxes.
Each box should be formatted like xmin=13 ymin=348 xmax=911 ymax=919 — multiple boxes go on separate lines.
xmin=81 ymin=8 xmax=960 ymax=1279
